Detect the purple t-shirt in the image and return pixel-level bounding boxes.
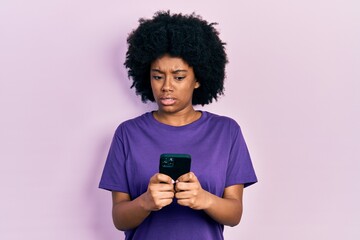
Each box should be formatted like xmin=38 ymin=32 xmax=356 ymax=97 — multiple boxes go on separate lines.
xmin=99 ymin=111 xmax=257 ymax=240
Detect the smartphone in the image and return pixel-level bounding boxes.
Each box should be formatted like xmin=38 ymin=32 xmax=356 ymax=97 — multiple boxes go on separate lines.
xmin=159 ymin=153 xmax=191 ymax=180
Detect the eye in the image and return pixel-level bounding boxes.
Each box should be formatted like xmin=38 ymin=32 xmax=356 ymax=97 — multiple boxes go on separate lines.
xmin=152 ymin=75 xmax=163 ymax=80
xmin=174 ymin=76 xmax=186 ymax=81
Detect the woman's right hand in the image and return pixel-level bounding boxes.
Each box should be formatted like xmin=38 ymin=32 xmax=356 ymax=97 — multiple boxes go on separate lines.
xmin=142 ymin=173 xmax=175 ymax=211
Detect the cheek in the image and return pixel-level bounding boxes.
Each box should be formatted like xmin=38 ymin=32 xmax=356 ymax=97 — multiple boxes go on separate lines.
xmin=150 ymin=82 xmax=163 ymax=99
xmin=150 ymin=81 xmax=158 ymax=92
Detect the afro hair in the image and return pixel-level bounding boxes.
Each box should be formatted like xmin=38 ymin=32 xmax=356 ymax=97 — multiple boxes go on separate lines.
xmin=124 ymin=11 xmax=228 ymax=106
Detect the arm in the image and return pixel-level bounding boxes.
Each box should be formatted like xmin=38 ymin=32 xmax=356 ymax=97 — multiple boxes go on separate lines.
xmin=112 ymin=173 xmax=175 ymax=231
xmin=175 ymin=172 xmax=244 ymax=226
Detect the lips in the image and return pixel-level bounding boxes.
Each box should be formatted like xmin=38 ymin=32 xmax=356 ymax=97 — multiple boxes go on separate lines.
xmin=159 ymin=96 xmax=176 ymax=106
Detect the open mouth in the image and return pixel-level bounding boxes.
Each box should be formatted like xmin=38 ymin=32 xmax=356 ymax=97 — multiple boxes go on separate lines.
xmin=159 ymin=97 xmax=176 ymax=105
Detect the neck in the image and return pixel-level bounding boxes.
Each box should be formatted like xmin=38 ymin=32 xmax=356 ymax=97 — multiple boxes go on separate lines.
xmin=153 ymin=109 xmax=201 ymax=126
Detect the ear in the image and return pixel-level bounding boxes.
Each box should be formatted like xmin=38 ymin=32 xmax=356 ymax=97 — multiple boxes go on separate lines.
xmin=194 ymin=81 xmax=200 ymax=89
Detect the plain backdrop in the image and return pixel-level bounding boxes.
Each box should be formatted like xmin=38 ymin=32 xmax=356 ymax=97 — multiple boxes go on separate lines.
xmin=1 ymin=0 xmax=359 ymax=239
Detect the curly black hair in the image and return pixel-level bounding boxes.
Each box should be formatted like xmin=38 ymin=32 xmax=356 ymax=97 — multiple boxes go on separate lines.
xmin=124 ymin=11 xmax=228 ymax=106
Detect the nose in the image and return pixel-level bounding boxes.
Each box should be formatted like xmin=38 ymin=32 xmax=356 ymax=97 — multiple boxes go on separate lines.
xmin=161 ymin=76 xmax=173 ymax=92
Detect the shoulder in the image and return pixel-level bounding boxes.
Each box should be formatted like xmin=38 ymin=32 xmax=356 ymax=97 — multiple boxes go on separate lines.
xmin=203 ymin=111 xmax=244 ymax=140
xmin=204 ymin=111 xmax=240 ymax=129
xmin=114 ymin=112 xmax=153 ymax=135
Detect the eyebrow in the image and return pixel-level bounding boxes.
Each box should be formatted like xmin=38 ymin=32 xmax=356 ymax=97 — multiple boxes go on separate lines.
xmin=151 ymin=69 xmax=188 ymax=74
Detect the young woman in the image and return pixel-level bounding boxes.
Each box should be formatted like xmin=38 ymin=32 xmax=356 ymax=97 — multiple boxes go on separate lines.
xmin=99 ymin=11 xmax=257 ymax=240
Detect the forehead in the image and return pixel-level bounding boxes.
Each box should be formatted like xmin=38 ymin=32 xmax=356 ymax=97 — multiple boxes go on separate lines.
xmin=151 ymin=55 xmax=190 ymax=70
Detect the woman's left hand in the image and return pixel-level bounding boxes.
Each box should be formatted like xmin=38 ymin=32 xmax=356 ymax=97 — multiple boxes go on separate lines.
xmin=174 ymin=172 xmax=211 ymax=210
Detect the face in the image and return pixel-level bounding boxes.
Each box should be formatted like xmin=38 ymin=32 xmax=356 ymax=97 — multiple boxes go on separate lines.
xmin=150 ymin=55 xmax=200 ymax=114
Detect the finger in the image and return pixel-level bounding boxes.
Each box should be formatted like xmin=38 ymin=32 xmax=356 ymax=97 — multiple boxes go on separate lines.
xmin=152 ymin=198 xmax=174 ymax=211
xmin=176 ymin=198 xmax=194 ymax=208
xmin=157 ymin=191 xmax=175 ymax=199
xmin=148 ymin=189 xmax=174 ymax=205
xmin=149 ymin=182 xmax=175 ymax=192
xmin=177 ymin=172 xmax=198 ymax=183
xmin=174 ymin=190 xmax=190 ymax=199
xmin=150 ymin=173 xmax=173 ymax=184
xmin=158 ymin=173 xmax=174 ymax=184
xmin=158 ymin=198 xmax=174 ymax=207
xmin=174 ymin=181 xmax=192 ymax=192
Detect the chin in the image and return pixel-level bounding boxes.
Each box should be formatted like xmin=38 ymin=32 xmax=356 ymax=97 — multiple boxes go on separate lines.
xmin=157 ymin=106 xmax=179 ymax=113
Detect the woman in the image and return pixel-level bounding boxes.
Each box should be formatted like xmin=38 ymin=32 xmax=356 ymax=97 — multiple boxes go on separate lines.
xmin=99 ymin=11 xmax=257 ymax=240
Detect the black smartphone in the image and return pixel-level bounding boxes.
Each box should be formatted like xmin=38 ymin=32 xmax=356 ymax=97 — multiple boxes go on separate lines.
xmin=159 ymin=153 xmax=191 ymax=180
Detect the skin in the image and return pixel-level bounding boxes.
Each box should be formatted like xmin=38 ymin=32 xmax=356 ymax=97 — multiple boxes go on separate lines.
xmin=112 ymin=54 xmax=244 ymax=231
xmin=150 ymin=54 xmax=201 ymax=126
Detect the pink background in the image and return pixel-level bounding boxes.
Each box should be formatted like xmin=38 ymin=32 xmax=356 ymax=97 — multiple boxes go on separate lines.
xmin=1 ymin=0 xmax=359 ymax=239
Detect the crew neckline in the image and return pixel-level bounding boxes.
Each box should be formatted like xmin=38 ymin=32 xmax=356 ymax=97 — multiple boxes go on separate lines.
xmin=147 ymin=111 xmax=208 ymax=130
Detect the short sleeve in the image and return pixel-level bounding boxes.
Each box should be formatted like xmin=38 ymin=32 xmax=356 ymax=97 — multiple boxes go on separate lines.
xmin=99 ymin=126 xmax=130 ymax=193
xmin=226 ymin=122 xmax=257 ymax=188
